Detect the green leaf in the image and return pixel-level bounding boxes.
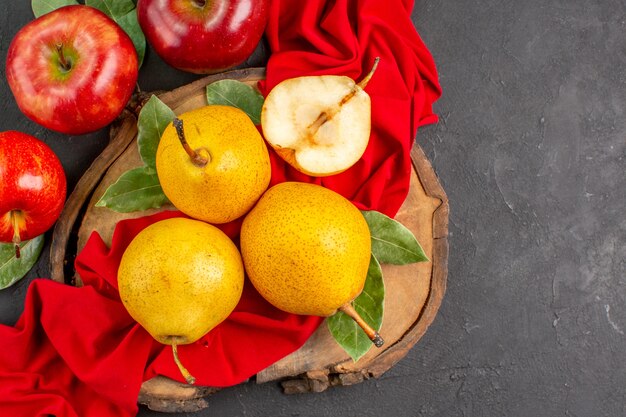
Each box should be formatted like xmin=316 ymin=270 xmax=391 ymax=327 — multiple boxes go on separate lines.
xmin=85 ymin=0 xmax=134 ymax=18
xmin=32 ymin=0 xmax=79 ymax=17
xmin=85 ymin=0 xmax=146 ymax=67
xmin=111 ymin=9 xmax=146 ymax=67
xmin=362 ymin=210 xmax=429 ymax=265
xmin=137 ymin=95 xmax=176 ymax=170
xmin=95 ymin=167 xmax=169 ymax=212
xmin=98 ymin=96 xmax=174 ymax=213
xmin=206 ymin=80 xmax=265 ymax=125
xmin=0 ymin=235 xmax=44 ymax=290
xmin=327 ymin=255 xmax=384 ymax=361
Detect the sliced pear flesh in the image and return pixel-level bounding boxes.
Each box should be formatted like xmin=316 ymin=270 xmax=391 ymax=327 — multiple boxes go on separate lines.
xmin=261 ymin=59 xmax=379 ymax=177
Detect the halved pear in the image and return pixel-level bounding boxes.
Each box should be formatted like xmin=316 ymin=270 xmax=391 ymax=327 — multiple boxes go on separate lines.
xmin=261 ymin=58 xmax=379 ymax=177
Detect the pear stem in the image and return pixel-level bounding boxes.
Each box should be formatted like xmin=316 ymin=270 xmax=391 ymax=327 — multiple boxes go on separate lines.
xmin=10 ymin=210 xmax=22 ymax=259
xmin=173 ymin=118 xmax=208 ymax=167
xmin=55 ymin=43 xmax=71 ymax=72
xmin=339 ymin=303 xmax=384 ymax=348
xmin=307 ymin=57 xmax=381 ymax=138
xmin=171 ymin=342 xmax=196 ymax=385
xmin=357 ymin=56 xmax=380 ymax=90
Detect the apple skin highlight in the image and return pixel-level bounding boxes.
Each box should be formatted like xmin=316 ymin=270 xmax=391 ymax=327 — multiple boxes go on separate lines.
xmin=0 ymin=131 xmax=66 ymax=247
xmin=137 ymin=0 xmax=269 ymax=74
xmin=5 ymin=5 xmax=138 ymax=135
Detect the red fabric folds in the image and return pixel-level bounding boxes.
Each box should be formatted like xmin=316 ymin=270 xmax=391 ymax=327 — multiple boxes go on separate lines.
xmin=261 ymin=0 xmax=441 ymax=217
xmin=0 ymin=1 xmax=440 ymax=416
xmin=0 ymin=211 xmax=323 ymax=417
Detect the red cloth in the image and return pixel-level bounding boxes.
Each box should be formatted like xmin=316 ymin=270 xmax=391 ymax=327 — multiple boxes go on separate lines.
xmin=0 ymin=0 xmax=440 ymax=416
xmin=260 ymin=0 xmax=441 ymax=217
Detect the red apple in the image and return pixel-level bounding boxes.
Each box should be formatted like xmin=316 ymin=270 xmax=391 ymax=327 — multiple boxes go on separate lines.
xmin=5 ymin=5 xmax=139 ymax=135
xmin=0 ymin=131 xmax=67 ymax=257
xmin=137 ymin=0 xmax=269 ymax=74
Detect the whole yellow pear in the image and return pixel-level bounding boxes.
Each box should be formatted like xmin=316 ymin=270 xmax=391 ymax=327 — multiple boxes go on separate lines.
xmin=117 ymin=217 xmax=244 ymax=384
xmin=156 ymin=105 xmax=271 ymax=224
xmin=240 ymin=182 xmax=371 ymax=317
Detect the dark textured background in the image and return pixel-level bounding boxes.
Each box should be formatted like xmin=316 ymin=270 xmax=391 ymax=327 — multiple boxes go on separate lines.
xmin=2 ymin=1 xmax=625 ymax=416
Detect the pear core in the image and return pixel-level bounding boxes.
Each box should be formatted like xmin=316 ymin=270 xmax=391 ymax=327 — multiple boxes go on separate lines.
xmin=261 ymin=58 xmax=379 ymax=177
xmin=261 ymin=76 xmax=370 ymax=176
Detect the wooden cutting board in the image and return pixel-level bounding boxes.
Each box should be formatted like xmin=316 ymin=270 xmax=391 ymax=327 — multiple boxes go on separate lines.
xmin=49 ymin=68 xmax=448 ymax=413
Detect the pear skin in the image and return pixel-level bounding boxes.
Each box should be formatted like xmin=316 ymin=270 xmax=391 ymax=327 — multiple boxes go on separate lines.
xmin=240 ymin=182 xmax=383 ymax=347
xmin=156 ymin=105 xmax=271 ymax=224
xmin=118 ymin=217 xmax=244 ymax=383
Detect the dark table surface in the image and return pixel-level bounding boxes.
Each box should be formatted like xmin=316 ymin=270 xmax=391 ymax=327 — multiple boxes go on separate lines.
xmin=2 ymin=1 xmax=625 ymax=416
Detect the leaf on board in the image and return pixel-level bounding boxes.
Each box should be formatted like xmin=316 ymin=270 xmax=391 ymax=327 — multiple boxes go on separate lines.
xmin=206 ymin=79 xmax=265 ymax=125
xmin=137 ymin=95 xmax=176 ymax=170
xmin=327 ymin=255 xmax=385 ymax=361
xmin=362 ymin=210 xmax=429 ymax=265
xmin=95 ymin=167 xmax=170 ymax=212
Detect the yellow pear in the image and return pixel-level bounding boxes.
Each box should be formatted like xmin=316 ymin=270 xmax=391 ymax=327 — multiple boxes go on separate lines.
xmin=240 ymin=182 xmax=383 ymax=347
xmin=118 ymin=217 xmax=244 ymax=384
xmin=156 ymin=105 xmax=271 ymax=224
xmin=261 ymin=58 xmax=379 ymax=177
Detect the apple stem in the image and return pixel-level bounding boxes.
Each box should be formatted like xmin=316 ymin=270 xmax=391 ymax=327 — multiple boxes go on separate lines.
xmin=172 ymin=118 xmax=208 ymax=167
xmin=193 ymin=0 xmax=207 ymax=7
xmin=171 ymin=342 xmax=196 ymax=385
xmin=10 ymin=210 xmax=22 ymax=259
xmin=339 ymin=303 xmax=384 ymax=348
xmin=55 ymin=43 xmax=71 ymax=72
xmin=357 ymin=57 xmax=381 ymax=90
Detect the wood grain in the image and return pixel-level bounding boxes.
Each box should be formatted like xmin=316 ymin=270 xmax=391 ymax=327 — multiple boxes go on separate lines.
xmin=47 ymin=68 xmax=448 ymax=412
